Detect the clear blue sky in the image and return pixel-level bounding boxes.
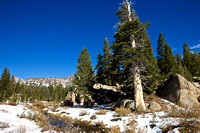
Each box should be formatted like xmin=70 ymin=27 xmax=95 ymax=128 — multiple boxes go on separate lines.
xmin=0 ymin=0 xmax=200 ymax=79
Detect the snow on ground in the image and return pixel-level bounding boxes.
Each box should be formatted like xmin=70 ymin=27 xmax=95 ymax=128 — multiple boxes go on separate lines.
xmin=0 ymin=104 xmax=41 ymax=133
xmin=47 ymin=103 xmax=182 ymax=133
xmin=0 ymin=100 xmax=185 ymax=133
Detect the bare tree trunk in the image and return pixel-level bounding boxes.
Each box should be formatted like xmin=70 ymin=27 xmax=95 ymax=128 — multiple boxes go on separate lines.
xmin=130 ymin=31 xmax=146 ymax=111
xmin=132 ymin=62 xmax=146 ymax=111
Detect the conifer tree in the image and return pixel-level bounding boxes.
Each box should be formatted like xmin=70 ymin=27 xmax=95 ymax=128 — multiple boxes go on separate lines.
xmin=183 ymin=42 xmax=193 ymax=75
xmin=111 ymin=0 xmax=159 ymax=111
xmin=95 ymin=51 xmax=104 ymax=84
xmin=0 ymin=67 xmax=11 ymax=101
xmin=175 ymin=53 xmax=193 ymax=81
xmin=191 ymin=50 xmax=200 ymax=76
xmin=156 ymin=33 xmax=178 ymax=75
xmin=9 ymin=74 xmax=16 ymax=96
xmin=102 ymin=38 xmax=112 ymax=85
xmin=73 ymin=47 xmax=94 ymax=94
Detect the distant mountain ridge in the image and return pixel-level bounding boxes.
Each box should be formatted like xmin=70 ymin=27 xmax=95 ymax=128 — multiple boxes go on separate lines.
xmin=15 ymin=75 xmax=74 ymax=87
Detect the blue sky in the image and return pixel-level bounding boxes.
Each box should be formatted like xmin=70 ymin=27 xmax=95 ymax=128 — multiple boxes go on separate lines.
xmin=0 ymin=0 xmax=200 ymax=79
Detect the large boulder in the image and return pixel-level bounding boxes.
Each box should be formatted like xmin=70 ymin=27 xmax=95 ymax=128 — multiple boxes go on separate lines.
xmin=115 ymin=99 xmax=135 ymax=111
xmin=148 ymin=101 xmax=162 ymax=112
xmin=156 ymin=74 xmax=200 ymax=108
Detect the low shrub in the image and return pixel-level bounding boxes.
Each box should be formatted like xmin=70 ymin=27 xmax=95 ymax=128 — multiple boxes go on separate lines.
xmin=162 ymin=107 xmax=200 ymax=132
xmin=161 ymin=119 xmax=200 ymax=133
xmin=109 ymin=126 xmax=120 ymax=133
xmin=8 ymin=101 xmax=17 ymax=106
xmin=115 ymin=107 xmax=131 ymax=117
xmin=90 ymin=114 xmax=97 ymax=120
xmin=33 ymin=101 xmax=45 ymax=109
xmin=178 ymin=119 xmax=200 ymax=132
xmin=126 ymin=120 xmax=137 ymax=132
xmin=168 ymin=108 xmax=200 ymax=119
xmin=18 ymin=111 xmax=48 ymax=128
xmin=96 ymin=109 xmax=107 ymax=115
xmin=79 ymin=110 xmax=89 ymax=116
xmin=94 ymin=121 xmax=106 ymax=128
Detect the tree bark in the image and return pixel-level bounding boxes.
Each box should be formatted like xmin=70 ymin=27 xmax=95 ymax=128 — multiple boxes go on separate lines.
xmin=130 ymin=34 xmax=146 ymax=111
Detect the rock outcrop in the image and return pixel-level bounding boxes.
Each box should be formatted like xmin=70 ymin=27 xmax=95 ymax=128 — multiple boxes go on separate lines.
xmin=64 ymin=88 xmax=94 ymax=106
xmin=115 ymin=99 xmax=135 ymax=111
xmin=156 ymin=74 xmax=200 ymax=108
xmin=15 ymin=75 xmax=74 ymax=87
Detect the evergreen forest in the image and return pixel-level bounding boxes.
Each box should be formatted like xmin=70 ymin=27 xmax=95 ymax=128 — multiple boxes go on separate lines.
xmin=0 ymin=0 xmax=200 ymax=104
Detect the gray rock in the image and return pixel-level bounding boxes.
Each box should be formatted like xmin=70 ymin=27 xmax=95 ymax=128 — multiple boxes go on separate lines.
xmin=115 ymin=99 xmax=135 ymax=110
xmin=148 ymin=101 xmax=162 ymax=112
xmin=156 ymin=74 xmax=200 ymax=108
xmin=125 ymin=101 xmax=135 ymax=111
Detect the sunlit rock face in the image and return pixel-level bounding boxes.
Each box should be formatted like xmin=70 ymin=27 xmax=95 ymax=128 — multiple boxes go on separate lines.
xmin=156 ymin=74 xmax=200 ymax=108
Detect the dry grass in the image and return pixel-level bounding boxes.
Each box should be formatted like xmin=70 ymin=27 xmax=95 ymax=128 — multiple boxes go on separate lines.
xmin=18 ymin=111 xmax=48 ymax=127
xmin=8 ymin=101 xmax=17 ymax=106
xmin=36 ymin=113 xmax=48 ymax=127
xmin=161 ymin=119 xmax=200 ymax=133
xmin=115 ymin=107 xmax=131 ymax=117
xmin=109 ymin=126 xmax=120 ymax=133
xmin=161 ymin=106 xmax=200 ymax=132
xmin=0 ymin=121 xmax=9 ymax=128
xmin=79 ymin=110 xmax=89 ymax=116
xmin=33 ymin=101 xmax=45 ymax=109
xmin=96 ymin=109 xmax=108 ymax=115
xmin=178 ymin=119 xmax=200 ymax=132
xmin=47 ymin=112 xmax=110 ymax=132
xmin=41 ymin=123 xmax=51 ymax=132
xmin=125 ymin=120 xmax=137 ymax=133
xmin=26 ymin=104 xmax=41 ymax=112
xmin=167 ymin=108 xmax=200 ymax=119
xmin=94 ymin=121 xmax=106 ymax=128
xmin=90 ymin=114 xmax=97 ymax=120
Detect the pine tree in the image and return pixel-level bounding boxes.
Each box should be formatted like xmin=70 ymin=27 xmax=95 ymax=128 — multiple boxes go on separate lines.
xmin=9 ymin=74 xmax=16 ymax=96
xmin=183 ymin=42 xmax=193 ymax=76
xmin=157 ymin=33 xmax=166 ymax=70
xmin=0 ymin=67 xmax=11 ymax=101
xmin=95 ymin=51 xmax=104 ymax=84
xmin=191 ymin=50 xmax=200 ymax=76
xmin=156 ymin=33 xmax=178 ymax=75
xmin=175 ymin=53 xmax=192 ymax=81
xmin=111 ymin=0 xmax=159 ymax=111
xmin=102 ymin=38 xmax=112 ymax=85
xmin=73 ymin=47 xmax=94 ymax=94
